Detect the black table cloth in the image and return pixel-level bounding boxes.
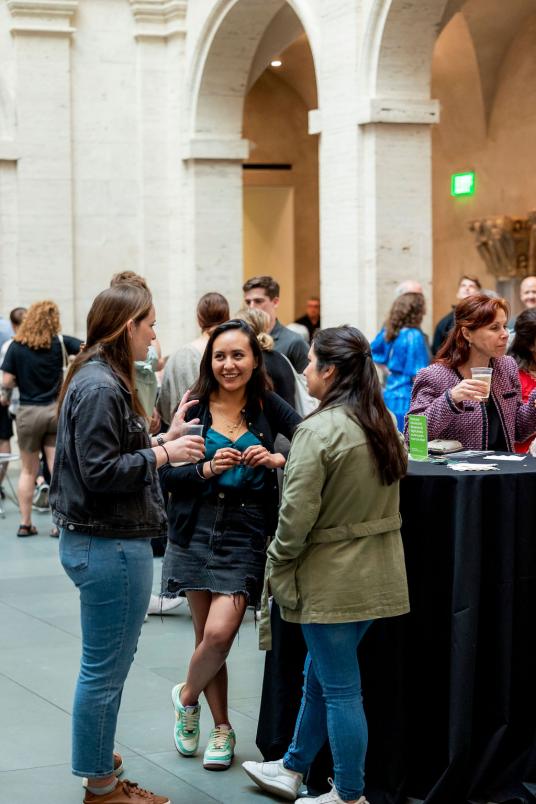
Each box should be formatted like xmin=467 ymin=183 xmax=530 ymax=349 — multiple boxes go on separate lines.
xmin=256 ymin=453 xmax=536 ymax=804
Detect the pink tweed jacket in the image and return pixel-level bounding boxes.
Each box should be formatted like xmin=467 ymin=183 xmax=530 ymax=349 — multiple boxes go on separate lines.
xmin=406 ymin=356 xmax=536 ymax=450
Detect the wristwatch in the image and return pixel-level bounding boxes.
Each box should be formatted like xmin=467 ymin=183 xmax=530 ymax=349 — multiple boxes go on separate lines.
xmin=155 ymin=434 xmax=166 ymax=447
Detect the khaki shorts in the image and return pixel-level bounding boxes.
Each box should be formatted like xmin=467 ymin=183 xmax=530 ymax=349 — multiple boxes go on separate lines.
xmin=16 ymin=403 xmax=58 ymax=453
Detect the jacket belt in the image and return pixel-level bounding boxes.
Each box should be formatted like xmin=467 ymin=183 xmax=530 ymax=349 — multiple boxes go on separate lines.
xmin=309 ymin=513 xmax=402 ymax=544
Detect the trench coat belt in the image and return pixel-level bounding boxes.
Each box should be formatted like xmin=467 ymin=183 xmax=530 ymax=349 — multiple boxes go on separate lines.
xmin=309 ymin=513 xmax=402 ymax=544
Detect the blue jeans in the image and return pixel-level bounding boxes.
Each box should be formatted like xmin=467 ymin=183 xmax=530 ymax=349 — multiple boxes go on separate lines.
xmin=283 ymin=621 xmax=373 ymax=802
xmin=59 ymin=530 xmax=153 ymax=778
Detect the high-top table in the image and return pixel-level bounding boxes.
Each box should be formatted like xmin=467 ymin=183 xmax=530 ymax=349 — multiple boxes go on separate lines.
xmin=256 ymin=453 xmax=536 ymax=804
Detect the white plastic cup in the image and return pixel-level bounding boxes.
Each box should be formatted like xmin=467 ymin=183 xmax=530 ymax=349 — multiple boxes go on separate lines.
xmin=470 ymin=366 xmax=492 ymax=401
xmin=170 ymin=423 xmax=205 ymax=466
xmin=183 ymin=424 xmax=204 ymax=437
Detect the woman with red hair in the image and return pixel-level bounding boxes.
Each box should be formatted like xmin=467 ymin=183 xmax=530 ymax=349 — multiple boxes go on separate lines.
xmin=407 ymin=294 xmax=536 ymax=450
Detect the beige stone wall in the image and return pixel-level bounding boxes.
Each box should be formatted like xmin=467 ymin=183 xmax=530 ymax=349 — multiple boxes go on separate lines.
xmin=242 ymin=69 xmax=320 ymax=322
xmin=432 ymin=10 xmax=536 ymax=325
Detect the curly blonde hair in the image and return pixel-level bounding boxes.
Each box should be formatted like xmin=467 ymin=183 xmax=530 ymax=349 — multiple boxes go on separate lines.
xmin=14 ymin=300 xmax=61 ymax=350
xmin=235 ymin=307 xmax=274 ymax=351
xmin=385 ymin=292 xmax=425 ymax=342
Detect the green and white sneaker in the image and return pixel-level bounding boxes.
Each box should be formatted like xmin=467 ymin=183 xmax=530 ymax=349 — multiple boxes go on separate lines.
xmin=171 ymin=682 xmax=201 ymax=756
xmin=203 ymin=726 xmax=236 ymax=771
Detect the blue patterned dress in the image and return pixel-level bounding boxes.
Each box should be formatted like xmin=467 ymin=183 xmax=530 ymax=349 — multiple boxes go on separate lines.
xmin=371 ymin=327 xmax=430 ymax=431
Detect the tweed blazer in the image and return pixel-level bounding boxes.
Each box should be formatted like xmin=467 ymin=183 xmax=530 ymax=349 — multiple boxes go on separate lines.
xmin=407 ymin=356 xmax=536 ymax=450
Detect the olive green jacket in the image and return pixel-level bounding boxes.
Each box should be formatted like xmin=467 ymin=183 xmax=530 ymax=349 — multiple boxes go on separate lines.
xmin=259 ymin=404 xmax=409 ymax=650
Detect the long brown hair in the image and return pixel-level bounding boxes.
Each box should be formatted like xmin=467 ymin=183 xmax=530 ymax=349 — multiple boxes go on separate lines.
xmin=436 ymin=294 xmax=509 ymax=369
xmin=57 ymin=284 xmax=153 ymax=417
xmin=311 ymin=326 xmax=407 ymax=485
xmin=15 ymin=300 xmax=60 ymax=350
xmin=385 ymin=293 xmax=425 ymax=342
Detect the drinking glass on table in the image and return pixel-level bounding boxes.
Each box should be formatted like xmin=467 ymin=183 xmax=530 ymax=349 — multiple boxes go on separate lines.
xmin=470 ymin=367 xmax=492 ymax=401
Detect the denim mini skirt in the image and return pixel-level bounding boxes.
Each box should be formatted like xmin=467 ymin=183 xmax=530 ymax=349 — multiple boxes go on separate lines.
xmin=162 ymin=490 xmax=268 ymax=607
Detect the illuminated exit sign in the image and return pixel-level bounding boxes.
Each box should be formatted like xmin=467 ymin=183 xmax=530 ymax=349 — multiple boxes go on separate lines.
xmin=451 ymin=171 xmax=476 ymax=197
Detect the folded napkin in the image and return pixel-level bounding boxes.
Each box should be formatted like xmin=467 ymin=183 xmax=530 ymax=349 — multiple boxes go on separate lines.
xmin=483 ymin=454 xmax=524 ymax=462
xmin=449 ymin=462 xmax=498 ymax=472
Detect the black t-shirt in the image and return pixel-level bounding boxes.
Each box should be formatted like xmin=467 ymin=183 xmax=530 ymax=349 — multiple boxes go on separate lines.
xmin=1 ymin=335 xmax=82 ymax=406
xmin=263 ymin=350 xmax=296 ymax=408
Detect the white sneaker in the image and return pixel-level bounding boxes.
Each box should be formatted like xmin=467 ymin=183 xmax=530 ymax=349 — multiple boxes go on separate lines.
xmin=32 ymin=482 xmax=50 ymax=511
xmin=147 ymin=594 xmax=183 ymax=615
xmin=296 ymin=778 xmax=369 ymax=803
xmin=242 ymin=759 xmax=303 ymax=801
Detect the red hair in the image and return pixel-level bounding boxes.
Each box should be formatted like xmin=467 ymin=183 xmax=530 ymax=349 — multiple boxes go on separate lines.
xmin=436 ymin=294 xmax=509 ymax=369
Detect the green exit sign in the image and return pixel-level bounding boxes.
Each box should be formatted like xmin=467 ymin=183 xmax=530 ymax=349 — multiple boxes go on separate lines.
xmin=451 ymin=171 xmax=476 ymax=197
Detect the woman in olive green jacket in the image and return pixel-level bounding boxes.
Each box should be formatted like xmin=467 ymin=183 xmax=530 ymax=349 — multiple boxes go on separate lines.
xmin=243 ymin=326 xmax=409 ymax=804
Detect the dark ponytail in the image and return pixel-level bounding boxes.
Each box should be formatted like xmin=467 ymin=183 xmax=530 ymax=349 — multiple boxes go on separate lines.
xmin=311 ymin=326 xmax=407 ymax=485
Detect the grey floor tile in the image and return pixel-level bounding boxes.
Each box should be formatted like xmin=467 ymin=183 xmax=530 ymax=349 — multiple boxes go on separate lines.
xmin=0 ymin=675 xmax=71 ymax=771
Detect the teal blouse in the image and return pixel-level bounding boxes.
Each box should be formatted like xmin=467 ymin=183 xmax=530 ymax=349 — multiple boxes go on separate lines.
xmin=205 ymin=428 xmax=266 ymax=490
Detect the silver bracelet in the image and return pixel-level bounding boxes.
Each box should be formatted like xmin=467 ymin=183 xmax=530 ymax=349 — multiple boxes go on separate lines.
xmin=195 ymin=463 xmax=206 ymax=480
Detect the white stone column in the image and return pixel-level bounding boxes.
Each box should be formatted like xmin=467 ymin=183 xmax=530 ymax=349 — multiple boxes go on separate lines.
xmin=0 ymin=144 xmax=19 ymax=314
xmin=129 ymin=0 xmax=188 ymax=351
xmin=308 ymin=2 xmax=363 ymax=333
xmin=183 ymin=137 xmax=250 ymax=333
xmin=6 ymin=0 xmax=77 ymax=331
xmin=357 ymin=98 xmax=439 ymax=336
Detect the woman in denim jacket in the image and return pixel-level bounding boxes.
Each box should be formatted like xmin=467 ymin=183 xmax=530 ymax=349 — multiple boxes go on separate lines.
xmin=407 ymin=295 xmax=536 ymax=451
xmin=50 ymin=284 xmax=205 ymax=804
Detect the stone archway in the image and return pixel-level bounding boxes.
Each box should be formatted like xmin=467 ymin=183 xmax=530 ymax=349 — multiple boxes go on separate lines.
xmin=357 ymin=0 xmax=449 ymax=332
xmin=182 ymin=0 xmax=320 ymax=321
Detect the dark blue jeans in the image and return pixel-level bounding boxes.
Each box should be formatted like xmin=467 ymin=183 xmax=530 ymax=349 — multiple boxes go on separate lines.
xmin=59 ymin=531 xmax=153 ymax=777
xmin=283 ymin=620 xmax=373 ymax=802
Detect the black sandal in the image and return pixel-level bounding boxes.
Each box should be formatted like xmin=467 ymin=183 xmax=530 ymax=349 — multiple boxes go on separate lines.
xmin=17 ymin=524 xmax=38 ymax=537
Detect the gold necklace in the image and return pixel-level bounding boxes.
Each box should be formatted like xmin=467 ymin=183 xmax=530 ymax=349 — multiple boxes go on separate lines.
xmin=216 ymin=410 xmax=245 ymax=438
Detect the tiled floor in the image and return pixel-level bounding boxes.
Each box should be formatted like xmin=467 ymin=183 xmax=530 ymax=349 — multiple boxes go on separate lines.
xmin=0 ymin=469 xmax=275 ymax=804
xmin=7 ymin=466 xmax=500 ymax=804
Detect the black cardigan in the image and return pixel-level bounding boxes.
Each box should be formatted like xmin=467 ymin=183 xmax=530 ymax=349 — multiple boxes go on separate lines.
xmin=159 ymin=391 xmax=302 ymax=546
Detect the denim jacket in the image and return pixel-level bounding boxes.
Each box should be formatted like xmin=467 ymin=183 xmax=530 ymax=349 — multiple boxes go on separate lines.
xmin=50 ymin=359 xmax=167 ymax=538
xmin=159 ymin=392 xmax=301 ymax=547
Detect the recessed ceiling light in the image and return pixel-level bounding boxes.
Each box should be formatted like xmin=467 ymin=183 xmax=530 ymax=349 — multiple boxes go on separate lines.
xmin=271 ymin=59 xmax=282 ymax=68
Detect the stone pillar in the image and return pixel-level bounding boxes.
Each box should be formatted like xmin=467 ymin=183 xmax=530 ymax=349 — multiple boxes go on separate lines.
xmin=129 ymin=0 xmax=188 ymax=351
xmin=182 ymin=137 xmax=250 ymax=335
xmin=357 ymin=98 xmax=439 ymax=336
xmin=0 ymin=137 xmax=19 ymax=313
xmin=308 ymin=3 xmax=362 ymax=333
xmin=6 ymin=0 xmax=78 ymax=331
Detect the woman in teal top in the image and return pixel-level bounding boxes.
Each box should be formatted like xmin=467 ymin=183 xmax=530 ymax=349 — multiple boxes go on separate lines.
xmin=204 ymin=429 xmax=265 ymax=490
xmin=159 ymin=320 xmax=301 ymax=775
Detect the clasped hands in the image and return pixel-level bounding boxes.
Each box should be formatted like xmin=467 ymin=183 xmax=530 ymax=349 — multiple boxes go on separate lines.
xmin=210 ymin=445 xmax=284 ymax=475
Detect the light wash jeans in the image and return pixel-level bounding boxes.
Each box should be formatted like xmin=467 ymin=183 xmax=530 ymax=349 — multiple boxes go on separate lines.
xmin=283 ymin=620 xmax=373 ymax=802
xmin=59 ymin=530 xmax=153 ymax=778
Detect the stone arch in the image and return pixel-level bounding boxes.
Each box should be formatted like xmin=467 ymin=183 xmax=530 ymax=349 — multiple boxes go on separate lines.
xmin=354 ymin=0 xmax=452 ymax=334
xmin=362 ymin=0 xmax=450 ymax=100
xmin=186 ymin=0 xmax=320 ymax=146
xmin=182 ymin=0 xmax=320 ymax=318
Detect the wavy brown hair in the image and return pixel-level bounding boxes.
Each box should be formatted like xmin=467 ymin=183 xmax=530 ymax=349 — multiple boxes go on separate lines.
xmin=436 ymin=294 xmax=509 ymax=369
xmin=385 ymin=293 xmax=426 ymax=342
xmin=57 ymin=284 xmax=153 ymax=417
xmin=311 ymin=326 xmax=407 ymax=485
xmin=14 ymin=300 xmax=60 ymax=350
